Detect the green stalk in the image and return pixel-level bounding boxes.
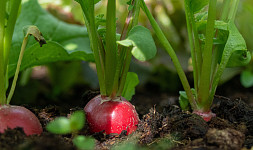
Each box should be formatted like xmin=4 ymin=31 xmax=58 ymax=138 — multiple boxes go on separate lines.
xmin=140 ymin=0 xmax=197 ymax=110
xmin=117 ymin=49 xmax=132 ymax=96
xmin=6 ymin=35 xmax=28 ymax=104
xmin=228 ymin=0 xmax=239 ymax=22
xmin=209 ymin=0 xmax=240 ymax=103
xmin=0 ymin=0 xmax=7 ymax=104
xmin=198 ymin=0 xmax=217 ymax=111
xmin=105 ymin=0 xmax=117 ymax=97
xmin=80 ymin=1 xmax=106 ymax=95
xmin=191 ymin=13 xmax=202 ymax=87
xmin=184 ymin=0 xmax=197 ymax=90
xmin=4 ymin=0 xmax=22 ymax=73
xmin=117 ymin=0 xmax=140 ymax=97
xmin=221 ymin=0 xmax=231 ymax=21
xmin=7 ymin=25 xmax=46 ymax=104
xmin=184 ymin=0 xmax=201 ymax=93
xmin=210 ymin=0 xmax=231 ymax=86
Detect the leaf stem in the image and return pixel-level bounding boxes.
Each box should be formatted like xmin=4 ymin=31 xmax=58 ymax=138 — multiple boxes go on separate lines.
xmin=184 ymin=0 xmax=197 ymax=90
xmin=210 ymin=0 xmax=231 ymax=87
xmin=228 ymin=0 xmax=239 ymax=22
xmin=184 ymin=0 xmax=201 ymax=94
xmin=0 ymin=0 xmax=7 ymax=104
xmin=198 ymin=0 xmax=217 ymax=111
xmin=221 ymin=0 xmax=231 ymax=21
xmin=80 ymin=1 xmax=106 ymax=95
xmin=7 ymin=25 xmax=46 ymax=104
xmin=117 ymin=0 xmax=140 ymax=97
xmin=140 ymin=0 xmax=197 ymax=110
xmin=4 ymin=0 xmax=22 ymax=73
xmin=105 ymin=0 xmax=117 ymax=97
xmin=209 ymin=0 xmax=240 ymax=104
xmin=191 ymin=14 xmax=202 ymax=89
xmin=6 ymin=35 xmax=28 ymax=104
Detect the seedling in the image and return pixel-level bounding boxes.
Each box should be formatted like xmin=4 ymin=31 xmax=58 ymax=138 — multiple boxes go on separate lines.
xmin=75 ymin=0 xmax=156 ymax=134
xmin=0 ymin=1 xmax=44 ymax=135
xmin=140 ymin=0 xmax=251 ymax=121
xmin=46 ymin=111 xmax=95 ymax=150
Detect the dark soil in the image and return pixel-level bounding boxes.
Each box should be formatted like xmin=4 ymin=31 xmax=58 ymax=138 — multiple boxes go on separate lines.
xmin=1 ymin=76 xmax=253 ymax=150
xmin=1 ymin=92 xmax=253 ymax=150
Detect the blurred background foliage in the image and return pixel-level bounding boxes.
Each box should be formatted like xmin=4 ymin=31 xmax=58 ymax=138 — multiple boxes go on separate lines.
xmin=12 ymin=0 xmax=253 ymax=105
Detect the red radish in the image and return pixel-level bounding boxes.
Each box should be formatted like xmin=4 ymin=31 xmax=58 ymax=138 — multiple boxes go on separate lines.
xmin=84 ymin=95 xmax=139 ymax=135
xmin=193 ymin=110 xmax=216 ymax=122
xmin=0 ymin=105 xmax=43 ymax=135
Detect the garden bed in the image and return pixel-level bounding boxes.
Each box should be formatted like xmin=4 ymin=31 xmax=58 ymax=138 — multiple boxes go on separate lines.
xmin=1 ymin=76 xmax=253 ymax=150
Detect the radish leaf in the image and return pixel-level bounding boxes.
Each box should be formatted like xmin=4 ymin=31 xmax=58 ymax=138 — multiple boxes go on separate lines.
xmin=69 ymin=111 xmax=85 ymax=132
xmin=190 ymin=0 xmax=209 ymax=13
xmin=117 ymin=25 xmax=157 ymax=61
xmin=8 ymin=0 xmax=92 ymax=78
xmin=46 ymin=111 xmax=85 ymax=134
xmin=122 ymin=72 xmax=139 ymax=101
xmin=226 ymin=50 xmax=251 ymax=67
xmin=46 ymin=117 xmax=71 ymax=134
xmin=73 ymin=136 xmax=95 ymax=150
xmin=220 ymin=22 xmax=250 ymax=67
xmin=179 ymin=89 xmax=196 ymax=111
xmin=240 ymin=70 xmax=253 ymax=88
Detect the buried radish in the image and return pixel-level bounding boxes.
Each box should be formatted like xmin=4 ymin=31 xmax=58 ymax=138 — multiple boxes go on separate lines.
xmin=0 ymin=105 xmax=42 ymax=135
xmin=0 ymin=10 xmax=46 ymax=135
xmin=75 ymin=0 xmax=156 ymax=135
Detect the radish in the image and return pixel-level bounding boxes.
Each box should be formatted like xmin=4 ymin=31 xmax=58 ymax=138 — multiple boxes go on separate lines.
xmin=75 ymin=0 xmax=156 ymax=135
xmin=193 ymin=110 xmax=216 ymax=122
xmin=0 ymin=26 xmax=45 ymax=136
xmin=0 ymin=105 xmax=43 ymax=135
xmin=84 ymin=95 xmax=139 ymax=135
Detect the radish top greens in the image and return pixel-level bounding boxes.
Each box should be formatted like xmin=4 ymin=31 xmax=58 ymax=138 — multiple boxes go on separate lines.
xmin=75 ymin=0 xmax=157 ymax=100
xmin=140 ymin=0 xmax=251 ymax=119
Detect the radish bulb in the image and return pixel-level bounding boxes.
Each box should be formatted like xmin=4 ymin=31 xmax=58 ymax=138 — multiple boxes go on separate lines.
xmin=193 ymin=110 xmax=216 ymax=122
xmin=84 ymin=95 xmax=139 ymax=135
xmin=0 ymin=105 xmax=43 ymax=135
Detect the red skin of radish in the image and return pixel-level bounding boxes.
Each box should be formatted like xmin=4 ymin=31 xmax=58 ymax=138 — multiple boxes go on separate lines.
xmin=84 ymin=95 xmax=139 ymax=135
xmin=0 ymin=105 xmax=43 ymax=135
xmin=193 ymin=110 xmax=216 ymax=122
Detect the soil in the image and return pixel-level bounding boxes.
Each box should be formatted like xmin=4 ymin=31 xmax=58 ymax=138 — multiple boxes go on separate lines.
xmin=1 ymin=76 xmax=253 ymax=150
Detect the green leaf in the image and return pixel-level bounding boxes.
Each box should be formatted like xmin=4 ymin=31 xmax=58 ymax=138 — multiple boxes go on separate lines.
xmin=23 ymin=25 xmax=47 ymax=47
xmin=179 ymin=89 xmax=196 ymax=111
xmin=198 ymin=21 xmax=250 ymax=68
xmin=240 ymin=70 xmax=253 ymax=88
xmin=46 ymin=111 xmax=85 ymax=134
xmin=46 ymin=117 xmax=71 ymax=134
xmin=117 ymin=25 xmax=157 ymax=61
xmin=95 ymin=14 xmax=106 ymax=29
xmin=94 ymin=0 xmax=101 ymax=4
xmin=75 ymin=0 xmax=100 ymax=4
xmin=179 ymin=91 xmax=190 ymax=111
xmin=8 ymin=0 xmax=92 ymax=78
xmin=122 ymin=72 xmax=139 ymax=101
xmin=226 ymin=50 xmax=251 ymax=67
xmin=190 ymin=0 xmax=209 ymax=13
xmin=220 ymin=22 xmax=250 ymax=67
xmin=196 ymin=20 xmax=228 ymax=31
xmin=8 ymin=41 xmax=91 ymax=77
xmin=73 ymin=136 xmax=95 ymax=150
xmin=185 ymin=0 xmax=208 ymax=14
xmin=117 ymin=39 xmax=132 ymax=47
xmin=69 ymin=111 xmax=85 ymax=131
